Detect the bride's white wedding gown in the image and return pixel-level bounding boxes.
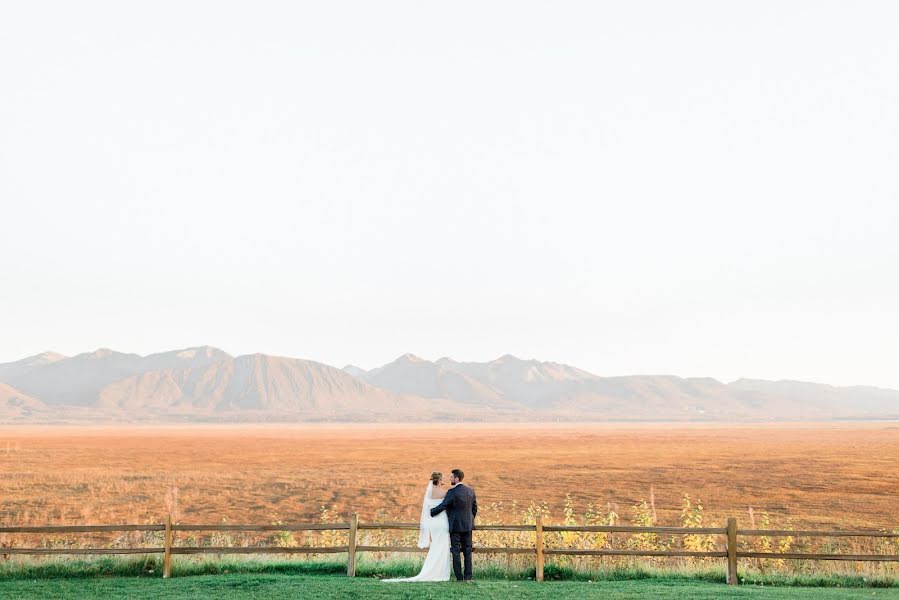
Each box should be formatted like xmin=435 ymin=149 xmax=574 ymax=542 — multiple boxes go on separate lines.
xmin=383 ymin=484 xmax=451 ymax=582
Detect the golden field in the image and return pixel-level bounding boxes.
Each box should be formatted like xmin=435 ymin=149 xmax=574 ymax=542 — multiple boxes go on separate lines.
xmin=1 ymin=423 xmax=897 ymax=531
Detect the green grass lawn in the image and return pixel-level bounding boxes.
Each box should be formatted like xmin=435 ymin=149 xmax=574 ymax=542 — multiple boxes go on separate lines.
xmin=2 ymin=574 xmax=899 ymax=600
xmin=2 ymin=558 xmax=897 ymax=599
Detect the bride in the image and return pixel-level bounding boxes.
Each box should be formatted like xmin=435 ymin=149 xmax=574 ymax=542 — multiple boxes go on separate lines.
xmin=383 ymin=471 xmax=452 ymax=582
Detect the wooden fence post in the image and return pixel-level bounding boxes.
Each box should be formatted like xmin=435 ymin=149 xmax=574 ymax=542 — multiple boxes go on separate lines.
xmin=347 ymin=513 xmax=358 ymax=577
xmin=163 ymin=514 xmax=173 ymax=579
xmin=535 ymin=515 xmax=545 ymax=582
xmin=726 ymin=517 xmax=737 ymax=585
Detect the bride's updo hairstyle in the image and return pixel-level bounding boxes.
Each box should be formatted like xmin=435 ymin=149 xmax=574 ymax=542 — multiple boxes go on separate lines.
xmin=430 ymin=471 xmax=442 ymax=485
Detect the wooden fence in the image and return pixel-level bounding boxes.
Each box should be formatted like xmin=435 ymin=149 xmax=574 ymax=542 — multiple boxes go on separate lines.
xmin=2 ymin=515 xmax=898 ymax=585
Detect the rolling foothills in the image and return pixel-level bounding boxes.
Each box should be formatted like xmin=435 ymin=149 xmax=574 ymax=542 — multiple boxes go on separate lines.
xmin=1 ymin=347 xmax=897 ymax=423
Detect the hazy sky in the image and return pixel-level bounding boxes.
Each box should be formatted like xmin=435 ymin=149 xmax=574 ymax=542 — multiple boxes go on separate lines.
xmin=1 ymin=2 xmax=897 ymax=388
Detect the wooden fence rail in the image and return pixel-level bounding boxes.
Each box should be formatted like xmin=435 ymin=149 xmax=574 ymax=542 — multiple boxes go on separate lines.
xmin=2 ymin=516 xmax=898 ymax=585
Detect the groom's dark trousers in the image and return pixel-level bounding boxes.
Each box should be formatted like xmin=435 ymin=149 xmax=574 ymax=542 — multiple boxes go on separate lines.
xmin=450 ymin=531 xmax=473 ymax=580
xmin=430 ymin=483 xmax=478 ymax=581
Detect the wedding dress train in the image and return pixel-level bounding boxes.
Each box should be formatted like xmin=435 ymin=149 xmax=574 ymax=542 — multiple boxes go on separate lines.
xmin=383 ymin=482 xmax=451 ymax=582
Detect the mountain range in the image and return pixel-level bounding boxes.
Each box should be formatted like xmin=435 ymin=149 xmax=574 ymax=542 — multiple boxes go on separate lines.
xmin=1 ymin=347 xmax=897 ymax=423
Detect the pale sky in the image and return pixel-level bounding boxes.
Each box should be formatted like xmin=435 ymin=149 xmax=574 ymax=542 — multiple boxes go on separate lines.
xmin=1 ymin=2 xmax=897 ymax=388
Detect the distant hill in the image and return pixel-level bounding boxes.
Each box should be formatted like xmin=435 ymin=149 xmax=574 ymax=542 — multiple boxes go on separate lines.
xmin=0 ymin=351 xmax=67 ymax=382
xmin=4 ymin=347 xmax=231 ymax=407
xmin=96 ymin=353 xmax=479 ymax=421
xmin=0 ymin=347 xmax=483 ymax=423
xmin=349 ymin=354 xmax=899 ymax=422
xmin=1 ymin=347 xmax=897 ymax=423
xmin=0 ymin=382 xmax=48 ymax=419
xmin=356 ymin=354 xmax=516 ymax=409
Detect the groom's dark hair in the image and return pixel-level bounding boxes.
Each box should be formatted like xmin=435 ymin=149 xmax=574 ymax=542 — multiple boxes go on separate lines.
xmin=452 ymin=469 xmax=464 ymax=482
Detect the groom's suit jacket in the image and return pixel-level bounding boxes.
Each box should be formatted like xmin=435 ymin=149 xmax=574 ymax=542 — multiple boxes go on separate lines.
xmin=430 ymin=483 xmax=478 ymax=532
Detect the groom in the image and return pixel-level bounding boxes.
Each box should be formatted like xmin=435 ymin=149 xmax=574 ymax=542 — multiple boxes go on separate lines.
xmin=430 ymin=468 xmax=478 ymax=582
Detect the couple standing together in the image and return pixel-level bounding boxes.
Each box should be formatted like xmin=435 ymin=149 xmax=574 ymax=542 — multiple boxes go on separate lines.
xmin=385 ymin=469 xmax=478 ymax=583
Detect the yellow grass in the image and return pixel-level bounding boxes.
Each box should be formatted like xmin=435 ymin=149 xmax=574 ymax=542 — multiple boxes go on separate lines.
xmin=1 ymin=423 xmax=897 ymax=578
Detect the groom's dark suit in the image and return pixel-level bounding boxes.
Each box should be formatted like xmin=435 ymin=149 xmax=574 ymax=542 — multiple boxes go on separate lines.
xmin=430 ymin=484 xmax=478 ymax=581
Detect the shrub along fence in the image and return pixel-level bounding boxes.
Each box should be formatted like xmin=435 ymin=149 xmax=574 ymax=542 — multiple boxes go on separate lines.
xmin=2 ymin=515 xmax=899 ymax=585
